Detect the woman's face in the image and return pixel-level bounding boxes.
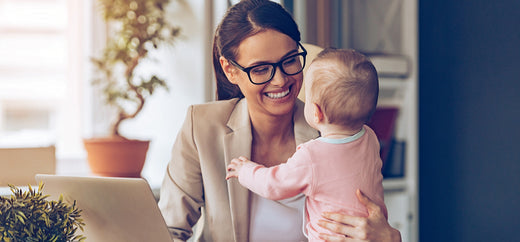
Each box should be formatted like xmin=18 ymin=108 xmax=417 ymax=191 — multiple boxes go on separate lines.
xmin=222 ymin=29 xmax=303 ymax=118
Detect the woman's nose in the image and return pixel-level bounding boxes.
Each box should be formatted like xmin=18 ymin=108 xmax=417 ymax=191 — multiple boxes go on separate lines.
xmin=269 ymin=66 xmax=288 ymax=86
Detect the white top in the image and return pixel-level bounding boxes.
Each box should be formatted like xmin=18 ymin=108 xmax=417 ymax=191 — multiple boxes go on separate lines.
xmin=249 ymin=193 xmax=307 ymax=241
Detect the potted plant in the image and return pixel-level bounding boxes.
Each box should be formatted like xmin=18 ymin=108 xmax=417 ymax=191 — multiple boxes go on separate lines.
xmin=85 ymin=0 xmax=180 ymax=177
xmin=0 ymin=183 xmax=85 ymax=241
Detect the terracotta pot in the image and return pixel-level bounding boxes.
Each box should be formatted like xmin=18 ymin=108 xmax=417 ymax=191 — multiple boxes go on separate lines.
xmin=83 ymin=137 xmax=150 ymax=178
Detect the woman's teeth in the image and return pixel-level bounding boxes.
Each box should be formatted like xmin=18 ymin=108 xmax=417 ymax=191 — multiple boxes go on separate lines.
xmin=266 ymin=89 xmax=290 ymax=99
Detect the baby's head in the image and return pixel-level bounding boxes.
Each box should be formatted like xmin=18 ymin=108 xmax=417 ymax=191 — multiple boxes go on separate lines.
xmin=304 ymin=48 xmax=379 ymax=131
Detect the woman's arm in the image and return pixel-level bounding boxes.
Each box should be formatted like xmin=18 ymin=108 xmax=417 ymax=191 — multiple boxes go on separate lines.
xmin=318 ymin=189 xmax=401 ymax=242
xmin=158 ymin=106 xmax=204 ymax=240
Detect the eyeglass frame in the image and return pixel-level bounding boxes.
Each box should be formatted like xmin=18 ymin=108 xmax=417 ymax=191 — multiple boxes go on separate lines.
xmin=228 ymin=42 xmax=308 ymax=85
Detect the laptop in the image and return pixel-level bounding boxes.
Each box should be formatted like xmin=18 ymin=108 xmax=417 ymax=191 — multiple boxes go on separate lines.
xmin=35 ymin=174 xmax=172 ymax=242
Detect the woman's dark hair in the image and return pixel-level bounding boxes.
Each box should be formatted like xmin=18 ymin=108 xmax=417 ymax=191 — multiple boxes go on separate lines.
xmin=213 ymin=0 xmax=301 ymax=100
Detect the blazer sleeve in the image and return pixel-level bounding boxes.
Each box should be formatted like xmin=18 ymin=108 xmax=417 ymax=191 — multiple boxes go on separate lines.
xmin=158 ymin=105 xmax=203 ymax=241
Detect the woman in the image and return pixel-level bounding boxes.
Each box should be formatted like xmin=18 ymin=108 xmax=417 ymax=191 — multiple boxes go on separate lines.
xmin=158 ymin=0 xmax=401 ymax=241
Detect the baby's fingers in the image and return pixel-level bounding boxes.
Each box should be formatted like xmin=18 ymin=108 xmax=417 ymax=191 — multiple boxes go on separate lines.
xmin=226 ymin=166 xmax=237 ymax=180
xmin=229 ymin=158 xmax=242 ymax=165
xmin=226 ymin=160 xmax=239 ymax=180
xmin=225 ymin=171 xmax=237 ymax=180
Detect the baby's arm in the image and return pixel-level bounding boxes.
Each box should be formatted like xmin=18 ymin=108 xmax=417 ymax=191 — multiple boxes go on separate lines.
xmin=226 ymin=149 xmax=312 ymax=200
xmin=226 ymin=156 xmax=255 ymax=180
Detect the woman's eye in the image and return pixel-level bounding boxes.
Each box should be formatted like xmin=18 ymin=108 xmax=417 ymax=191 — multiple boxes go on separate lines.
xmin=251 ymin=66 xmax=270 ymax=75
xmin=283 ymin=56 xmax=297 ymax=65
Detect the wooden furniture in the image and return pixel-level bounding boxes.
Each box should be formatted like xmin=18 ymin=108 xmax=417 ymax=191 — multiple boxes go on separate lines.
xmin=0 ymin=146 xmax=56 ymax=186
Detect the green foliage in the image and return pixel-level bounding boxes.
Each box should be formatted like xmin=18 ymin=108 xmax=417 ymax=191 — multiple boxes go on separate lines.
xmin=0 ymin=183 xmax=85 ymax=242
xmin=91 ymin=0 xmax=180 ymax=136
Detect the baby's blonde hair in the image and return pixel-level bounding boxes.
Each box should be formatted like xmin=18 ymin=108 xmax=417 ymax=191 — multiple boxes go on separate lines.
xmin=308 ymin=48 xmax=379 ymax=129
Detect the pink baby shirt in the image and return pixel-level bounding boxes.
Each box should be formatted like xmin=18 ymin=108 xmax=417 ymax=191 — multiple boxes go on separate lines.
xmin=237 ymin=125 xmax=387 ymax=241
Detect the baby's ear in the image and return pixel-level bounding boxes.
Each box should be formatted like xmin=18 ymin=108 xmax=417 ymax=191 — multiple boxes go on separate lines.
xmin=313 ymin=103 xmax=325 ymax=123
xmin=220 ymin=57 xmax=238 ymax=84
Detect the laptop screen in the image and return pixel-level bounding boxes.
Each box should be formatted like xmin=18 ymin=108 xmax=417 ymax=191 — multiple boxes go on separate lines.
xmin=35 ymin=174 xmax=172 ymax=242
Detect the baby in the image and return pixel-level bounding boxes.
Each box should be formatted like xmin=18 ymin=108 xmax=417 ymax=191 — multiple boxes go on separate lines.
xmin=226 ymin=48 xmax=387 ymax=241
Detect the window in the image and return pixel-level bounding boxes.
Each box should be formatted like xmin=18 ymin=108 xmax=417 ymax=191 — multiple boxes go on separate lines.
xmin=0 ymin=0 xmax=88 ymax=159
xmin=0 ymin=0 xmax=226 ymax=187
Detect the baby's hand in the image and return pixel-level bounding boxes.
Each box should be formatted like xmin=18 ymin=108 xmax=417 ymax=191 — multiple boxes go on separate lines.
xmin=226 ymin=156 xmax=250 ymax=180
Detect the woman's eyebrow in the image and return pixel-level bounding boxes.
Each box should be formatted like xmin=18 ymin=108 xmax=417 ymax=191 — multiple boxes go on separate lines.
xmin=281 ymin=49 xmax=299 ymax=58
xmin=247 ymin=48 xmax=299 ymax=67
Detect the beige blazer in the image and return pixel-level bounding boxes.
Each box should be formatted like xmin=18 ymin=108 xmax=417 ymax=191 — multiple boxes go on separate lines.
xmin=158 ymin=98 xmax=319 ymax=241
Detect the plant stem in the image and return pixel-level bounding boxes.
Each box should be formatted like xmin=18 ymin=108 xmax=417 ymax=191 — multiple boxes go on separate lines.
xmin=111 ymin=54 xmax=146 ymax=137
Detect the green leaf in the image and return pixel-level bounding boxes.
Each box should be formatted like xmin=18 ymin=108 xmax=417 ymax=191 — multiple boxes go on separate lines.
xmin=0 ymin=183 xmax=85 ymax=241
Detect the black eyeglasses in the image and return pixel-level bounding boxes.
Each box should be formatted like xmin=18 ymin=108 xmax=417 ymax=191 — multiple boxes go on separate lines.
xmin=229 ymin=43 xmax=307 ymax=85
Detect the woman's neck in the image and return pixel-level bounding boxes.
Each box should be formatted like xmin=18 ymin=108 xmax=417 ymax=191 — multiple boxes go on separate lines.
xmin=249 ymin=110 xmax=296 ymax=167
xmin=250 ymin=111 xmax=294 ymax=143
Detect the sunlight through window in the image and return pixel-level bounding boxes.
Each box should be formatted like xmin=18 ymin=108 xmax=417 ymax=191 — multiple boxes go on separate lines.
xmin=0 ymin=0 xmax=87 ymax=159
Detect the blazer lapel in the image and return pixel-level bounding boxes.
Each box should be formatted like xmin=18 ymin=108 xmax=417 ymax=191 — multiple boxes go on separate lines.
xmin=224 ymin=99 xmax=252 ymax=242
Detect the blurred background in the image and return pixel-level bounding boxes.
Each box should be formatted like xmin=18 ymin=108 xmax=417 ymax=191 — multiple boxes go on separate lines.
xmin=419 ymin=1 xmax=520 ymax=241
xmin=0 ymin=0 xmax=518 ymax=241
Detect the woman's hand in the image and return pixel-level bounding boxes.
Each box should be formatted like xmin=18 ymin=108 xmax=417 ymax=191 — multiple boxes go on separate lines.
xmin=317 ymin=189 xmax=401 ymax=242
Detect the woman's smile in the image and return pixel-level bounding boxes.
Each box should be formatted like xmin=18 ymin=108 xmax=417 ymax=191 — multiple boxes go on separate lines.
xmin=264 ymin=86 xmax=291 ymax=99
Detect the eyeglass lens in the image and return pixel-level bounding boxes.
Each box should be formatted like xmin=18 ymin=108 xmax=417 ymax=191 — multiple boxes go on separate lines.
xmin=249 ymin=54 xmax=305 ymax=84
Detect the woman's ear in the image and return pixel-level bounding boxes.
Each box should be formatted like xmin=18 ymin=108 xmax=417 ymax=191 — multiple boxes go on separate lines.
xmin=220 ymin=56 xmax=238 ymax=84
